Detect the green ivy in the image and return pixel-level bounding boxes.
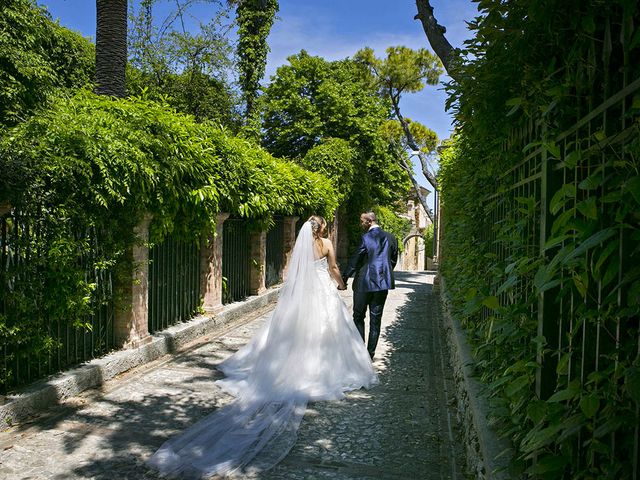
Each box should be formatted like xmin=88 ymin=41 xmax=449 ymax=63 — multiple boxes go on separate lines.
xmin=439 ymin=0 xmax=640 ymax=478
xmin=0 ymin=90 xmax=337 ymax=390
xmin=235 ymin=0 xmax=279 ymax=133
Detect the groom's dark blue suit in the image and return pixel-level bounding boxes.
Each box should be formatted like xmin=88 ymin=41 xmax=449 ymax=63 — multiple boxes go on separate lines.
xmin=342 ymin=226 xmax=398 ymax=358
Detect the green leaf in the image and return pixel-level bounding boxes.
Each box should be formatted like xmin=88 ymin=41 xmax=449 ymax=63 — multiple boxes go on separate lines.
xmin=579 ymin=393 xmax=600 ymax=419
xmin=556 ymin=353 xmax=570 ymax=375
xmin=482 ymin=295 xmax=500 ymax=310
xmin=572 ymin=271 xmax=589 ymax=298
xmin=593 ymin=240 xmax=618 ymax=277
xmin=594 ymin=417 xmax=625 ymax=438
xmin=544 ymin=234 xmax=574 ymax=250
xmin=557 ymin=413 xmax=587 ymax=443
xmin=526 ymin=400 xmax=548 ymax=423
xmin=550 ymin=184 xmax=576 ymax=215
xmin=561 ymin=150 xmax=581 ymax=169
xmin=506 ymin=97 xmax=522 ymax=116
xmin=521 ymin=423 xmax=563 ymax=452
xmin=578 ymin=172 xmax=604 ymax=191
xmin=576 ymin=197 xmax=598 ymax=219
xmin=547 ymin=383 xmax=579 ymax=403
xmin=496 ymin=275 xmax=517 ymax=295
xmin=562 ymin=228 xmax=616 ymax=265
xmin=544 ymin=141 xmax=561 ymax=159
xmin=593 ymin=129 xmax=606 ymax=142
xmin=505 ymin=375 xmax=531 ymax=397
xmin=464 ymin=287 xmax=478 ymax=301
xmin=527 ymin=454 xmax=569 ymax=475
xmin=625 ymin=176 xmax=640 ymax=204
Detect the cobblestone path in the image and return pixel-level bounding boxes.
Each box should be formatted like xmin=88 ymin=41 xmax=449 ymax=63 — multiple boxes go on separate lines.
xmin=0 ymin=272 xmax=467 ymax=479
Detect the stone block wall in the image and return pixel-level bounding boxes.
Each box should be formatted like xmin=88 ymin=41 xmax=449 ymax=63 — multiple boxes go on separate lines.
xmin=437 ymin=276 xmax=514 ymax=480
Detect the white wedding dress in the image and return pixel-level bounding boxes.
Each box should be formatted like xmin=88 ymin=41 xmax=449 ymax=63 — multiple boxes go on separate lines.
xmin=148 ymin=222 xmax=378 ymax=478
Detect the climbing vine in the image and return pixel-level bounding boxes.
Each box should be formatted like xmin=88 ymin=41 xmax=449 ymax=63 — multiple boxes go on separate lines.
xmin=235 ymin=0 xmax=278 ymax=133
xmin=0 ymin=90 xmax=337 ymax=391
xmin=438 ymin=0 xmax=640 ymax=478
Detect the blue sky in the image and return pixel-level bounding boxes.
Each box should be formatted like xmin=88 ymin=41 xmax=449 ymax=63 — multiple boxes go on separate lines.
xmin=37 ymin=0 xmax=477 ymax=201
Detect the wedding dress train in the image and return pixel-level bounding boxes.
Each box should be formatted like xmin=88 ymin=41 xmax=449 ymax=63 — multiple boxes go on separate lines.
xmin=147 ymin=222 xmax=378 ymax=478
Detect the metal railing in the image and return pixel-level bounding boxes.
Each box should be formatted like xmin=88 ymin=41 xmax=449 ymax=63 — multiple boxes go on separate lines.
xmin=222 ymin=218 xmax=250 ymax=304
xmin=265 ymin=217 xmax=284 ymax=287
xmin=481 ymin=12 xmax=640 ymax=474
xmin=148 ymin=234 xmax=201 ymax=333
xmin=1 ymin=211 xmax=115 ymax=394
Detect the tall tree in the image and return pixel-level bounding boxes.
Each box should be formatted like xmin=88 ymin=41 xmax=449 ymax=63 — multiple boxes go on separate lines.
xmin=379 ymin=118 xmax=438 ymax=222
xmin=414 ymin=0 xmax=458 ymax=78
xmin=234 ymin=0 xmax=278 ymax=133
xmin=128 ymin=0 xmax=239 ymax=125
xmin=354 ymin=46 xmax=442 ymax=192
xmin=95 ymin=0 xmax=127 ymax=97
xmin=0 ymin=0 xmax=94 ymax=129
xmin=261 ymin=51 xmax=411 ymax=242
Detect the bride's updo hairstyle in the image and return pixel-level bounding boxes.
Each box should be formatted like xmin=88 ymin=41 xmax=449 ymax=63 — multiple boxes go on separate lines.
xmin=307 ymin=215 xmax=327 ymax=240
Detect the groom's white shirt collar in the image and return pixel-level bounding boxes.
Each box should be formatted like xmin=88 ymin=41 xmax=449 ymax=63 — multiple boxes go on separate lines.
xmin=368 ymin=224 xmax=380 ymax=231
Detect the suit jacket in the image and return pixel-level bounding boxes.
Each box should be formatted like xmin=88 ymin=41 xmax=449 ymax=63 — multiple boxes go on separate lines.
xmin=343 ymin=227 xmax=398 ymax=292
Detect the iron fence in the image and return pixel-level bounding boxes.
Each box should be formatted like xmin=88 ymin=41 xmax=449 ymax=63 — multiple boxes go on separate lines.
xmin=481 ymin=13 xmax=640 ymax=474
xmin=265 ymin=217 xmax=284 ymax=287
xmin=148 ymin=234 xmax=201 ymax=334
xmin=222 ymin=218 xmax=250 ymax=304
xmin=0 ymin=210 xmax=115 ymax=394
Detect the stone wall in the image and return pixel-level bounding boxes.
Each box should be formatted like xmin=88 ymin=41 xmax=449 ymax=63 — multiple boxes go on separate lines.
xmin=436 ymin=276 xmax=515 ymax=480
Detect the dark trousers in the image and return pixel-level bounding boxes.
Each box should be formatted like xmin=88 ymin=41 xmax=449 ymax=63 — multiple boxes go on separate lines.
xmin=353 ymin=290 xmax=388 ymax=357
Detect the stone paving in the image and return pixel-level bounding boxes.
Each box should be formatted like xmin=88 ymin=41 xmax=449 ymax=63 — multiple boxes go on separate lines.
xmin=0 ymin=272 xmax=468 ymax=480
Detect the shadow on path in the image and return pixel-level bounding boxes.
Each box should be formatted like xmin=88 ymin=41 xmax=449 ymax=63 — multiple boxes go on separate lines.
xmin=0 ymin=273 xmax=467 ymax=480
xmin=263 ymin=272 xmax=468 ymax=480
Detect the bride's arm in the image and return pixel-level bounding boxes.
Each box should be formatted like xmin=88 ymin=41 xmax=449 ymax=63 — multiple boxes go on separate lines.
xmin=324 ymin=239 xmax=346 ymax=289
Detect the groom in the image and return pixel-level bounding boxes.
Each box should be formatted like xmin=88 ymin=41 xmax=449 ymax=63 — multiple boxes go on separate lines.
xmin=342 ymin=212 xmax=398 ymax=359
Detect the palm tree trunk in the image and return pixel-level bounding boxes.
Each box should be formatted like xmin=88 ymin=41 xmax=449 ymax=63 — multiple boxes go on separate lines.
xmin=96 ymin=0 xmax=128 ymax=97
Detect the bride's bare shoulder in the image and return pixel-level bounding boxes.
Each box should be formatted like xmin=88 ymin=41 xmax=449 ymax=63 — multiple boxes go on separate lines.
xmin=321 ymin=237 xmax=334 ymax=254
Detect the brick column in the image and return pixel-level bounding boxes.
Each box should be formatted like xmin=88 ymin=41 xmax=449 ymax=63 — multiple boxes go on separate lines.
xmin=114 ymin=214 xmax=152 ymax=349
xmin=200 ymin=213 xmax=229 ymax=314
xmin=281 ymin=216 xmax=299 ymax=281
xmin=249 ymin=229 xmax=267 ymax=295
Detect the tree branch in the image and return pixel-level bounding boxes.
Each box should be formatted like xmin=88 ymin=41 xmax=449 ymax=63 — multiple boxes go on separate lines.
xmin=414 ymin=0 xmax=458 ymax=79
xmin=398 ymin=155 xmax=434 ymax=224
xmin=388 ymin=87 xmax=439 ymax=191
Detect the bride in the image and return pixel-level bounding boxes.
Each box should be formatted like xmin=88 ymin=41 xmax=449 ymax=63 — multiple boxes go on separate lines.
xmin=148 ymin=216 xmax=378 ymax=478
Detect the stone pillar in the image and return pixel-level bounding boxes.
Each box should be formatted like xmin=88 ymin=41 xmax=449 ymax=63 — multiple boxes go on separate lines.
xmin=249 ymin=229 xmax=267 ymax=295
xmin=200 ymin=213 xmax=229 ymax=314
xmin=114 ymin=214 xmax=152 ymax=349
xmin=281 ymin=216 xmax=299 ymax=281
xmin=417 ymin=237 xmax=426 ymax=270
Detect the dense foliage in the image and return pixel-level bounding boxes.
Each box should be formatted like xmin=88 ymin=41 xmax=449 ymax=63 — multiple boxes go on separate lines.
xmin=127 ymin=0 xmax=240 ymax=127
xmin=0 ymin=0 xmax=94 ymax=129
xmin=372 ymin=205 xmax=412 ymax=253
xmin=261 ymin=51 xmax=411 ymax=244
xmin=439 ymin=0 xmax=640 ymax=478
xmin=235 ymin=0 xmax=278 ymax=133
xmin=355 ymin=46 xmax=442 ymax=192
xmin=0 ymin=91 xmax=337 ymax=390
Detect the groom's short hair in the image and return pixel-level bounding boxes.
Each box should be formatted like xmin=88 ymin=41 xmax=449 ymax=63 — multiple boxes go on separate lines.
xmin=362 ymin=211 xmax=377 ymax=222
